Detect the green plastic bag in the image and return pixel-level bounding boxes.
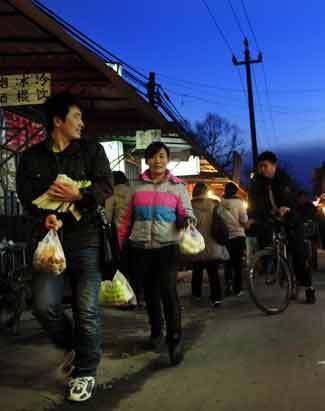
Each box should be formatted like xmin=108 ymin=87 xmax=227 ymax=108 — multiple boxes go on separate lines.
xmin=99 ymin=271 xmax=137 ymax=308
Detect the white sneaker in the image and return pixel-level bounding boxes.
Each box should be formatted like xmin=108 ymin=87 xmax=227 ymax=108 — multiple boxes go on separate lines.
xmin=68 ymin=376 xmax=96 ymax=402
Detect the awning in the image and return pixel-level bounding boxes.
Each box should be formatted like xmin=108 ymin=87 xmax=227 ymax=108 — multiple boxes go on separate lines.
xmin=0 ymin=0 xmax=172 ymax=138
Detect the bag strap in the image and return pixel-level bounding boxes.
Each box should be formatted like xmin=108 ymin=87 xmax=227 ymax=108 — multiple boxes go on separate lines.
xmin=217 ymin=204 xmax=240 ymax=227
xmin=79 ymin=141 xmax=107 ymax=218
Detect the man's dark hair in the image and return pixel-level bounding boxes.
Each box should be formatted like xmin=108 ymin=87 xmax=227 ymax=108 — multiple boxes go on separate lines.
xmin=257 ymin=151 xmax=278 ymax=164
xmin=224 ymin=182 xmax=239 ymax=198
xmin=44 ymin=92 xmax=82 ymax=134
xmin=145 ymin=141 xmax=170 ymax=161
xmin=113 ymin=171 xmax=129 ymax=186
xmin=192 ymin=182 xmax=208 ymax=198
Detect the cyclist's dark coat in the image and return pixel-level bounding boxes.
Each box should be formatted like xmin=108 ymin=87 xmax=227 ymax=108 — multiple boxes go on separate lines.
xmin=248 ymin=169 xmax=297 ymax=221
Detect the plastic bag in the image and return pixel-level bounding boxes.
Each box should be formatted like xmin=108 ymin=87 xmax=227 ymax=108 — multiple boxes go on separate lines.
xmin=179 ymin=224 xmax=205 ymax=255
xmin=99 ymin=271 xmax=137 ymax=308
xmin=33 ymin=229 xmax=66 ymax=275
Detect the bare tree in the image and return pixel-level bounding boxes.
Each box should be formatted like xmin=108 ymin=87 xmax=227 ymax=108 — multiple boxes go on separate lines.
xmin=194 ymin=113 xmax=244 ymax=170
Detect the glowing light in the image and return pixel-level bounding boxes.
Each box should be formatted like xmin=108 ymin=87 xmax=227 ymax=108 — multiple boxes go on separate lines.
xmin=243 ymin=201 xmax=249 ymax=210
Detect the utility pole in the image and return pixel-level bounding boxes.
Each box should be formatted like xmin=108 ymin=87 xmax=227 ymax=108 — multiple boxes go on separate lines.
xmin=233 ymin=38 xmax=262 ymax=169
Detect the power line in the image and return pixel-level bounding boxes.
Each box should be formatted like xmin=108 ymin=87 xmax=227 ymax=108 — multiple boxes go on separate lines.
xmin=260 ymin=64 xmax=277 ymax=141
xmin=252 ymin=66 xmax=270 ymax=149
xmin=236 ymin=68 xmax=247 ymax=96
xmin=32 ymin=0 xmax=148 ymax=84
xmin=239 ymin=0 xmax=277 ymax=142
xmin=240 ymin=0 xmax=260 ymax=51
xmin=227 ymin=0 xmax=246 ymax=39
xmin=157 ymin=72 xmax=325 ymax=95
xmin=200 ymin=0 xmax=235 ymax=54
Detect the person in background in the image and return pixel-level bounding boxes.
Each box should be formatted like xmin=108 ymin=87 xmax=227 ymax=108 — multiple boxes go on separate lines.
xmin=297 ymin=191 xmax=319 ymax=270
xmin=191 ymin=182 xmax=229 ymax=307
xmin=105 ymin=171 xmax=130 ymax=229
xmin=105 ymin=171 xmax=137 ymax=291
xmin=16 ymin=92 xmax=113 ymax=402
xmin=248 ymin=151 xmax=316 ymax=304
xmin=221 ymin=182 xmax=248 ymax=296
xmin=118 ymin=142 xmax=195 ymax=366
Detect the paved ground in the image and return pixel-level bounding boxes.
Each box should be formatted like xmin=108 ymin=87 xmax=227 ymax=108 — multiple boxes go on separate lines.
xmin=1 ymin=255 xmax=325 ymax=411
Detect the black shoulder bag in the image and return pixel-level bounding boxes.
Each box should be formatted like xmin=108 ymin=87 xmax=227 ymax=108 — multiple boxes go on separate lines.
xmin=211 ymin=205 xmax=229 ymax=246
xmin=80 ymin=144 xmax=119 ymax=281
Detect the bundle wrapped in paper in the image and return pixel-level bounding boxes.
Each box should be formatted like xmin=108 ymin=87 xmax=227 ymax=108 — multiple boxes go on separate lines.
xmin=32 ymin=174 xmax=91 ymax=221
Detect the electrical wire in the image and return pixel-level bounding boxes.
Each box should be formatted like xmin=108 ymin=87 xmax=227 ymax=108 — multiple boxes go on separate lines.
xmin=200 ymin=0 xmax=235 ymax=54
xmin=32 ymin=0 xmax=149 ymax=88
xmin=240 ymin=0 xmax=260 ymax=51
xmin=227 ymin=0 xmax=246 ymax=39
xmin=156 ymin=72 xmax=325 ymax=95
xmin=240 ymin=0 xmax=277 ymax=142
xmin=252 ymin=66 xmax=270 ymax=149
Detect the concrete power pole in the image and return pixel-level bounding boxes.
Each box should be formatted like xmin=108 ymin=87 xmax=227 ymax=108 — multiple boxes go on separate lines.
xmin=233 ymin=38 xmax=262 ymax=169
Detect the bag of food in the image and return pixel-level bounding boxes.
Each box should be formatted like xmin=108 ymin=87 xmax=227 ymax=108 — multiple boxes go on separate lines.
xmin=99 ymin=271 xmax=137 ymax=308
xmin=33 ymin=229 xmax=66 ymax=275
xmin=179 ymin=224 xmax=205 ymax=255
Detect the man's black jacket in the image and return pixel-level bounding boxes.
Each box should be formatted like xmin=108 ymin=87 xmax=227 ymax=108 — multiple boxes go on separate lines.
xmin=248 ymin=169 xmax=297 ymax=222
xmin=16 ymin=138 xmax=113 ymax=250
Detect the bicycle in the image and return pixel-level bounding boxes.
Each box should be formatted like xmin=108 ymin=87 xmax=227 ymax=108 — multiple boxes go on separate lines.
xmin=0 ymin=241 xmax=31 ymax=335
xmin=248 ymin=219 xmax=295 ymax=315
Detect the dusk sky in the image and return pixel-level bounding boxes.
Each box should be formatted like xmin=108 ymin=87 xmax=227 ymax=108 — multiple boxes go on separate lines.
xmin=41 ymin=0 xmax=325 ymax=184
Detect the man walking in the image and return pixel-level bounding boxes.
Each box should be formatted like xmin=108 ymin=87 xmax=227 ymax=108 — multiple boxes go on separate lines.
xmin=16 ymin=92 xmax=113 ymax=401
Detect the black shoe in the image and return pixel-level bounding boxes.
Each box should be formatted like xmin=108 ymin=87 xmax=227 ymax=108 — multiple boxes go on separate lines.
xmin=305 ymin=288 xmax=316 ymax=304
xmin=168 ymin=338 xmax=184 ymax=366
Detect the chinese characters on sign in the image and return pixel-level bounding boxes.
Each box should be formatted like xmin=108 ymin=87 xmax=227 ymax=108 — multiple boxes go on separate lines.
xmin=136 ymin=129 xmax=162 ymax=150
xmin=0 ymin=73 xmax=51 ymax=107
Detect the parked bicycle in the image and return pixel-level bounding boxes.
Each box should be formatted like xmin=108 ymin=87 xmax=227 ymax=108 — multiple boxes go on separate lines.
xmin=0 ymin=241 xmax=31 ymax=334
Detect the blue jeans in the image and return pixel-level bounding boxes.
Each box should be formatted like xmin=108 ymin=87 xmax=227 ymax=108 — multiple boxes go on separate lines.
xmin=32 ymin=247 xmax=102 ymax=377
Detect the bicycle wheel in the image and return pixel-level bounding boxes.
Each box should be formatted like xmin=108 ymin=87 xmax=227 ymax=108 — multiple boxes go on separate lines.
xmin=248 ymin=248 xmax=292 ymax=315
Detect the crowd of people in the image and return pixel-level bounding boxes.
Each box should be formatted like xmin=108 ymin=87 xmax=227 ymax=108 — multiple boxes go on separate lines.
xmin=16 ymin=91 xmax=319 ymax=403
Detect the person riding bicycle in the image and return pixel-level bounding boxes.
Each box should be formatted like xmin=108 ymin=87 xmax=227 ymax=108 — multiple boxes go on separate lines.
xmin=247 ymin=151 xmax=316 ymax=304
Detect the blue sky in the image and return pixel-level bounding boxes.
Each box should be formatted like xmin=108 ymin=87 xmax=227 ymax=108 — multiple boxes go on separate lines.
xmin=41 ymin=0 xmax=325 ymax=183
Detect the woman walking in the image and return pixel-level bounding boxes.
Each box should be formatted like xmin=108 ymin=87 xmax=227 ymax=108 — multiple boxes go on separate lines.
xmin=191 ymin=183 xmax=229 ymax=306
xmin=118 ymin=142 xmax=195 ymax=365
xmin=221 ymin=183 xmax=248 ymax=296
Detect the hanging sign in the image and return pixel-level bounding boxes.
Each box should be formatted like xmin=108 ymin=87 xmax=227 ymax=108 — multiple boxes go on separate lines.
xmin=136 ymin=129 xmax=162 ymax=150
xmin=0 ymin=73 xmax=51 ymax=107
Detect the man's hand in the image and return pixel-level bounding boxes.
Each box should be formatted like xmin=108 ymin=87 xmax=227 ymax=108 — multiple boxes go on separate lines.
xmin=47 ymin=180 xmax=81 ymax=203
xmin=45 ymin=214 xmax=63 ymax=231
xmin=278 ymin=207 xmax=290 ymax=218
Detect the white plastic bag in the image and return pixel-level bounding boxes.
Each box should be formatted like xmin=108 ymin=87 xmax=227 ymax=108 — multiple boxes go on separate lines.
xmin=99 ymin=271 xmax=137 ymax=308
xmin=33 ymin=229 xmax=66 ymax=275
xmin=179 ymin=224 xmax=205 ymax=255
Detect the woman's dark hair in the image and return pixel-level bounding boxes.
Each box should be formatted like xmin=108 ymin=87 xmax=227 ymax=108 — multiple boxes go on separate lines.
xmin=257 ymin=151 xmax=277 ymax=164
xmin=224 ymin=182 xmax=239 ymax=198
xmin=192 ymin=182 xmax=209 ymax=198
xmin=113 ymin=171 xmax=129 ymax=185
xmin=44 ymin=92 xmax=82 ymax=134
xmin=144 ymin=141 xmax=170 ymax=161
